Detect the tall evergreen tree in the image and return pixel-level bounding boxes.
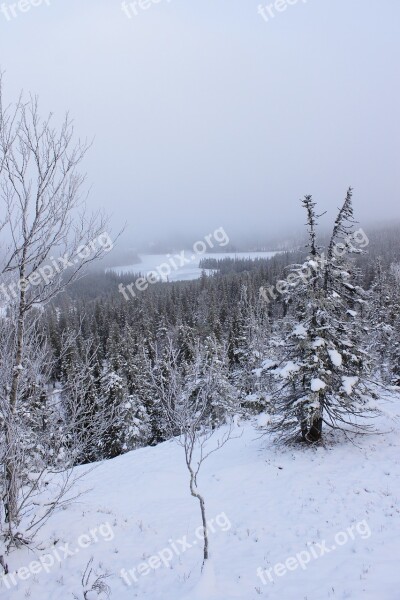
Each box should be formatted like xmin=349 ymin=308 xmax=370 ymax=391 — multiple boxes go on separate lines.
xmin=266 ymin=190 xmax=377 ymax=443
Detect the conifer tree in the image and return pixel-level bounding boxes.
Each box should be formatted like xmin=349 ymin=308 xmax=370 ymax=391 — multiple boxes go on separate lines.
xmin=267 ymin=189 xmax=377 ymax=443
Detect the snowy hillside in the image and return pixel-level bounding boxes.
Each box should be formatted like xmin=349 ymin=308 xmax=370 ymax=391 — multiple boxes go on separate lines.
xmin=2 ymin=394 xmax=399 ymax=600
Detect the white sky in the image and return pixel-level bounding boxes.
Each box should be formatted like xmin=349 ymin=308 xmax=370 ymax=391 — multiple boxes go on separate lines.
xmin=0 ymin=0 xmax=399 ymax=244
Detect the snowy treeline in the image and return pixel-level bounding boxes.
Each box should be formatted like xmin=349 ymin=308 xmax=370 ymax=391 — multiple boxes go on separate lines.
xmin=36 ymin=196 xmax=400 ymax=458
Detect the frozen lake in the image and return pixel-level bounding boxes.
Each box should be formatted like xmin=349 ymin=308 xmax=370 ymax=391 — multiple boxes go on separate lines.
xmin=110 ymin=251 xmax=279 ymax=282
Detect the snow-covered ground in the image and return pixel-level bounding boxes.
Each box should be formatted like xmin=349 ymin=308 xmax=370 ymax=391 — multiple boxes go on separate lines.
xmin=1 ymin=394 xmax=400 ymax=600
xmin=110 ymin=252 xmax=279 ymax=282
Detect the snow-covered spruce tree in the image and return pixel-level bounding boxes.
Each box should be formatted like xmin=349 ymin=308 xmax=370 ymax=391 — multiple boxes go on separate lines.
xmin=366 ymin=258 xmax=397 ymax=382
xmin=391 ymin=324 xmax=400 ymax=387
xmin=229 ymin=286 xmax=273 ymax=416
xmin=103 ymin=324 xmax=153 ymax=450
xmin=98 ymin=364 xmax=151 ymax=458
xmin=59 ymin=333 xmax=130 ymax=465
xmin=123 ymin=391 xmax=152 ymax=450
xmin=141 ymin=331 xmax=172 ymax=445
xmin=98 ymin=369 xmax=128 ymax=459
xmin=267 ymin=189 xmax=377 ymax=444
xmin=387 ymin=264 xmax=400 ymax=386
xmin=123 ymin=340 xmax=153 ymax=448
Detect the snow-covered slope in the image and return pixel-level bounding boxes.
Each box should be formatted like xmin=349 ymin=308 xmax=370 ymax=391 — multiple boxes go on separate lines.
xmin=2 ymin=396 xmax=400 ymax=600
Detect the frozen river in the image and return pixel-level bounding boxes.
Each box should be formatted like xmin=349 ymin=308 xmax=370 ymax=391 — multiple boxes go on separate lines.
xmin=110 ymin=251 xmax=279 ymax=282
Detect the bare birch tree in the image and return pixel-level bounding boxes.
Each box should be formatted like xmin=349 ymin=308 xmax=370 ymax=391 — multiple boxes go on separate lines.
xmin=146 ymin=335 xmax=239 ymax=567
xmin=0 ymin=72 xmax=111 ymax=549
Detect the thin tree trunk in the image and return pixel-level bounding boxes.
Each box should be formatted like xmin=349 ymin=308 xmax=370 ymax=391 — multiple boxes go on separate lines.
xmin=4 ymin=272 xmax=26 ymax=529
xmin=189 ymin=471 xmax=209 ymax=564
xmin=4 ymin=423 xmax=19 ymax=529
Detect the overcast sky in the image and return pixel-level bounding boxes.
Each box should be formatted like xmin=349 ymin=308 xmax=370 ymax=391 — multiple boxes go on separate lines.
xmin=0 ymin=0 xmax=399 ymax=246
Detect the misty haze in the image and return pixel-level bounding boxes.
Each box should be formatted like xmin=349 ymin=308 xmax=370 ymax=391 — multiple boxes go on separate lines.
xmin=0 ymin=2 xmax=399 ymax=600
